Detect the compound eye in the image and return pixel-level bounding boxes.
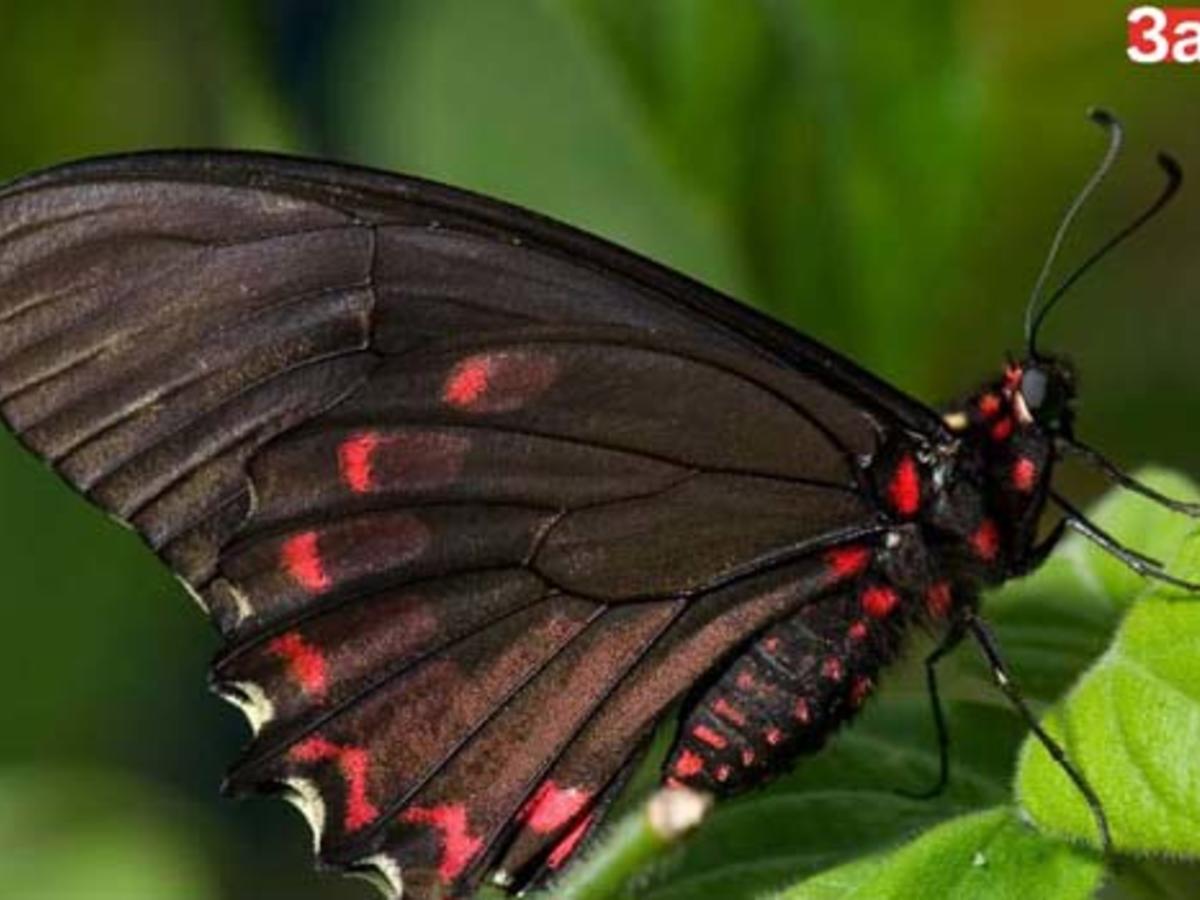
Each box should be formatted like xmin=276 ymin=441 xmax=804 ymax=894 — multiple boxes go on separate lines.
xmin=1020 ymin=367 xmax=1048 ymax=411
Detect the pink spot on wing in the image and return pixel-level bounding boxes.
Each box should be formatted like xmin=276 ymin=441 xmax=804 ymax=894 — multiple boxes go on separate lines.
xmin=339 ymin=430 xmax=471 ymax=494
xmin=442 ymin=351 xmax=559 ymax=413
xmin=971 ymin=519 xmax=1000 ymax=561
xmin=824 ymin=544 xmax=871 ymax=582
xmin=338 ymin=431 xmax=381 ymax=493
xmin=288 ymin=736 xmax=379 ymax=831
xmin=400 ymin=803 xmax=484 ymax=883
xmin=268 ymin=631 xmax=328 ymax=699
xmin=693 ymin=725 xmax=727 ymax=750
xmin=518 ymin=781 xmax=593 ymax=835
xmin=887 ymin=454 xmax=921 ymax=516
xmin=741 ymin=748 xmax=756 ymax=766
xmin=821 ymin=656 xmax=844 ymax=682
xmin=281 ymin=531 xmax=330 ymax=592
xmin=861 ymin=585 xmax=900 ymax=619
xmin=847 ymin=620 xmax=869 ymax=642
xmin=547 ymin=812 xmax=595 ymax=870
xmin=1012 ymin=457 xmax=1038 ymax=493
xmin=763 ymin=636 xmax=780 ymax=653
xmin=991 ymin=417 xmax=1013 ymax=441
xmin=765 ymin=727 xmax=783 ymax=746
xmin=715 ymin=764 xmax=732 ymax=783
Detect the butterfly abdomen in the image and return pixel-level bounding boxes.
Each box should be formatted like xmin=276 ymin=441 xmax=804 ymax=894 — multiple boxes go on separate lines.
xmin=666 ymin=577 xmax=910 ymax=794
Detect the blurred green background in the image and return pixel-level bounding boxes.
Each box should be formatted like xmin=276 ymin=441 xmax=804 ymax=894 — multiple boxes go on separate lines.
xmin=0 ymin=2 xmax=1197 ymax=898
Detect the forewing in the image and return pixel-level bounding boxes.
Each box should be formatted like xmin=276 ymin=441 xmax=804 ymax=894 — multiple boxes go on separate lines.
xmin=0 ymin=153 xmax=915 ymax=897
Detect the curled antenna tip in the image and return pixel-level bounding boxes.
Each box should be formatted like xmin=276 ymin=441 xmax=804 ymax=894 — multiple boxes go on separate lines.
xmin=1087 ymin=107 xmax=1118 ymax=128
xmin=1157 ymin=151 xmax=1183 ymax=183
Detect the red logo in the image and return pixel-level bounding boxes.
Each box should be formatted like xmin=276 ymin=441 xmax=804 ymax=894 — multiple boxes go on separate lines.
xmin=1128 ymin=6 xmax=1200 ymax=62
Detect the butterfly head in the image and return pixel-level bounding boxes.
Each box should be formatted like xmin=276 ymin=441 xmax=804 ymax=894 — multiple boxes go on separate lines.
xmin=1012 ymin=356 xmax=1076 ymax=436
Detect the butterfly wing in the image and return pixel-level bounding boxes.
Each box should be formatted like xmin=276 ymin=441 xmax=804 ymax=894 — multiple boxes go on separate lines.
xmin=0 ymin=153 xmax=937 ymax=897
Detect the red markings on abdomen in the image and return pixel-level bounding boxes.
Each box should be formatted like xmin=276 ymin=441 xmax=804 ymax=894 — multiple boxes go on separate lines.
xmin=518 ymin=780 xmax=593 ymax=834
xmin=281 ymin=531 xmax=330 ymax=593
xmin=442 ymin=350 xmax=559 ymax=413
xmin=970 ymin=518 xmax=1000 ymax=561
xmin=337 ymin=430 xmax=471 ymax=495
xmin=1012 ymin=457 xmax=1038 ymax=493
xmin=399 ymin=803 xmax=484 ymax=883
xmin=860 ymin=585 xmax=900 ymax=619
xmin=887 ymin=454 xmax=921 ymax=516
xmin=673 ymin=749 xmax=703 ymax=778
xmin=925 ymin=581 xmax=953 ymax=618
xmin=288 ymin=736 xmax=379 ymax=831
xmin=268 ymin=632 xmax=328 ymax=699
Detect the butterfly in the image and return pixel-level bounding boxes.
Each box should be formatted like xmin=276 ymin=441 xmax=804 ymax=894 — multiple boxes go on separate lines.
xmin=0 ymin=110 xmax=1193 ymax=898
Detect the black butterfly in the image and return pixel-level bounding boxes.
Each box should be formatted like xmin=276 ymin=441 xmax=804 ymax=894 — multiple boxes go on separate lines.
xmin=0 ymin=110 xmax=1192 ymax=898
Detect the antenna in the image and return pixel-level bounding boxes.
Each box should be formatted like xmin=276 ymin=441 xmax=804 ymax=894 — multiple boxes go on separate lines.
xmin=1024 ymin=108 xmax=1123 ymax=358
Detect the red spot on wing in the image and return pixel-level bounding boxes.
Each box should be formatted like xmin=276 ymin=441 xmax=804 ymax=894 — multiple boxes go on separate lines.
xmin=288 ymin=737 xmax=378 ymax=831
xmin=518 ymin=781 xmax=593 ymax=834
xmin=824 ymin=545 xmax=871 ymax=582
xmin=821 ymin=656 xmax=844 ymax=682
xmin=970 ymin=519 xmax=1000 ymax=561
xmin=712 ymin=698 xmax=747 ymax=727
xmin=978 ymin=393 xmax=1002 ymax=417
xmin=673 ymin=750 xmax=703 ymax=778
xmin=338 ymin=430 xmax=471 ymax=494
xmin=546 ymin=812 xmax=595 ymax=870
xmin=763 ymin=636 xmax=781 ymax=653
xmin=399 ymin=803 xmax=484 ymax=882
xmin=925 ymin=581 xmax=953 ymax=618
xmin=990 ymin=417 xmax=1013 ymax=441
xmin=861 ymin=585 xmax=900 ymax=619
xmin=693 ymin=725 xmax=727 ymax=750
xmin=281 ymin=531 xmax=331 ymax=592
xmin=887 ymin=455 xmax=921 ymax=516
xmin=268 ymin=632 xmax=328 ymax=699
xmin=735 ymin=670 xmax=759 ymax=692
xmin=1012 ymin=457 xmax=1038 ymax=492
xmin=442 ymin=351 xmax=559 ymax=413
xmin=1004 ymin=363 xmax=1023 ymax=390
xmin=847 ymin=620 xmax=869 ymax=641
xmin=338 ymin=431 xmax=381 ymax=493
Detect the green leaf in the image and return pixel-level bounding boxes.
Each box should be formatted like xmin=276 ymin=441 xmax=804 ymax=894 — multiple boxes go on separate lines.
xmin=776 ymin=808 xmax=1103 ymax=900
xmin=1017 ymin=530 xmax=1200 ymax=853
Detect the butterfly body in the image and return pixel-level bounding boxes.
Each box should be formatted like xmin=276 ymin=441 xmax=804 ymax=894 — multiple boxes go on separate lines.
xmin=0 ymin=152 xmax=1082 ymax=898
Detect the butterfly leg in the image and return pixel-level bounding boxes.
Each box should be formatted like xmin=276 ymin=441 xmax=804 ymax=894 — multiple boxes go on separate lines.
xmin=1051 ymin=490 xmax=1200 ymax=591
xmin=1060 ymin=437 xmax=1200 ymax=517
xmin=895 ymin=618 xmax=967 ymax=801
xmin=964 ymin=611 xmax=1112 ymax=851
xmin=1012 ymin=518 xmax=1067 ymax=576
